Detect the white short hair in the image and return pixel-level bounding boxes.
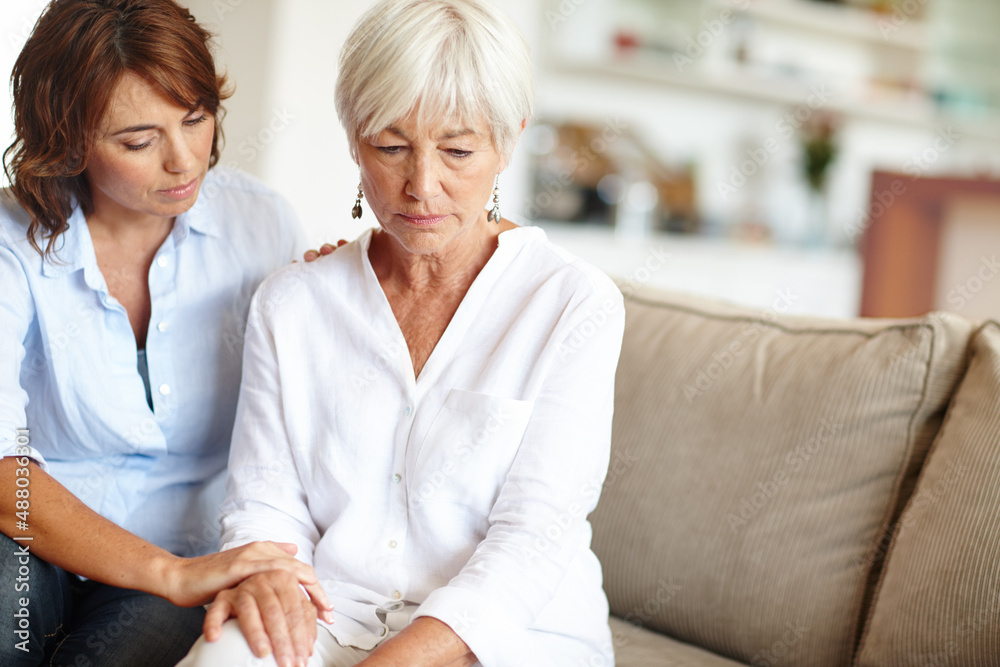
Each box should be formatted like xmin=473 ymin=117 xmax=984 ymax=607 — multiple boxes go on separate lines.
xmin=335 ymin=0 xmax=533 ymax=163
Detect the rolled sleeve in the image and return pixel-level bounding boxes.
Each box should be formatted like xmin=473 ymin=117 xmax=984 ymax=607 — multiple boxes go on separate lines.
xmin=413 ymin=284 xmax=625 ymax=664
xmin=0 ymin=246 xmax=39 ymax=467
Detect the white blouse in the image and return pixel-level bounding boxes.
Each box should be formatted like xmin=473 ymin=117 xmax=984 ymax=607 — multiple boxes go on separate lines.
xmin=221 ymin=226 xmax=623 ymax=666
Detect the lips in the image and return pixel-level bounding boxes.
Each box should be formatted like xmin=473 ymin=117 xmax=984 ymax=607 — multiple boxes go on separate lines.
xmin=399 ymin=213 xmax=448 ymax=226
xmin=158 ymin=178 xmax=199 ymax=201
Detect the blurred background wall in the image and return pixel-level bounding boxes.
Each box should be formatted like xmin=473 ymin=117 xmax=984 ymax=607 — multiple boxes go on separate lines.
xmin=4 ymin=0 xmax=1000 ymax=318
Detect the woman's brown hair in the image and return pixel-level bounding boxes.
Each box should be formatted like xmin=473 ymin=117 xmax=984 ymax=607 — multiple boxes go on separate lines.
xmin=2 ymin=0 xmax=231 ymax=257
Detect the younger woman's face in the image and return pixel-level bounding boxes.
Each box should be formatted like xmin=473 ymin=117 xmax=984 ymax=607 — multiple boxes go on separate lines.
xmin=84 ymin=72 xmax=215 ymax=227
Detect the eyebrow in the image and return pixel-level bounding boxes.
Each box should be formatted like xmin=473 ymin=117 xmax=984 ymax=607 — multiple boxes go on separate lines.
xmin=385 ymin=126 xmax=479 ymax=141
xmin=111 ymin=124 xmax=157 ymax=136
xmin=109 ymin=109 xmax=205 ymax=136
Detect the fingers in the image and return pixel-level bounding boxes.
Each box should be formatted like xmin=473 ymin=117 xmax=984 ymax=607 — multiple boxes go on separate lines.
xmin=233 ymin=588 xmax=279 ymax=662
xmin=213 ymin=570 xmax=319 ymax=667
xmin=203 ymin=595 xmax=234 ymax=642
xmin=303 ymin=240 xmax=347 ymax=262
xmin=279 ymin=583 xmax=318 ymax=665
xmin=302 ymin=579 xmax=334 ymax=623
xmin=275 ymin=542 xmax=299 ymax=556
xmin=252 ymin=574 xmax=314 ymax=667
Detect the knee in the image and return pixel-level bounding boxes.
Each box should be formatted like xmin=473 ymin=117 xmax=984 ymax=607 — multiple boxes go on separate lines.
xmin=177 ymin=619 xmax=275 ymax=667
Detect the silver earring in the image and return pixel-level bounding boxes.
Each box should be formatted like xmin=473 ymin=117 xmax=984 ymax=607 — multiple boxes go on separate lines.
xmin=488 ymin=175 xmax=501 ymax=224
xmin=352 ymin=182 xmax=364 ymax=219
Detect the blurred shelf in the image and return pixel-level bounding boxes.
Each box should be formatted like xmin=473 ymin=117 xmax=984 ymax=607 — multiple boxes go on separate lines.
xmin=727 ymin=0 xmax=927 ymax=52
xmin=550 ymin=56 xmax=935 ymax=128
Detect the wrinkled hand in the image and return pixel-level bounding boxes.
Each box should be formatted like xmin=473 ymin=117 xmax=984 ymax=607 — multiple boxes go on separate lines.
xmin=204 ymin=568 xmax=333 ymax=667
xmin=162 ymin=541 xmax=329 ymax=611
xmin=303 ymin=240 xmax=348 ymax=262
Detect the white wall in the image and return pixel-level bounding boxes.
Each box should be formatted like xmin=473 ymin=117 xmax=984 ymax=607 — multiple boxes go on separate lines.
xmin=1 ymin=0 xmax=51 ymax=186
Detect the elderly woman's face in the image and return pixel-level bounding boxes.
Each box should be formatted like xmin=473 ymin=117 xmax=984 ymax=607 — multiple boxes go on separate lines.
xmin=358 ymin=110 xmax=503 ymax=255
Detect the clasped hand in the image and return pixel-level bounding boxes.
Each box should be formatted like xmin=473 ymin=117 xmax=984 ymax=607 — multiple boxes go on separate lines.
xmin=165 ymin=541 xmax=333 ymax=667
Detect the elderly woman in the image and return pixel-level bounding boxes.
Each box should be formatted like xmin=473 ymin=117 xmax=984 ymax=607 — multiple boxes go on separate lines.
xmin=0 ymin=2 xmax=332 ymax=666
xmin=179 ymin=0 xmax=624 ymax=665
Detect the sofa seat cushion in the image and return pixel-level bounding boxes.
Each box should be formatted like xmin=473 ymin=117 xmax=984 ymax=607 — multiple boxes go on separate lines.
xmin=610 ymin=616 xmax=745 ymax=666
xmin=592 ymin=287 xmax=973 ymax=666
xmin=856 ymin=321 xmax=1000 ymax=666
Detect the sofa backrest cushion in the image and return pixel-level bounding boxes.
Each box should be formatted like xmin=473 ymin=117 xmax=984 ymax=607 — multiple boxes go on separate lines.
xmin=856 ymin=321 xmax=1000 ymax=666
xmin=591 ymin=287 xmax=973 ymax=667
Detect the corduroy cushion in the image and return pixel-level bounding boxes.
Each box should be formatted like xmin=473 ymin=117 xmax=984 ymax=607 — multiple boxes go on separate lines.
xmin=856 ymin=321 xmax=1000 ymax=666
xmin=591 ymin=288 xmax=973 ymax=666
xmin=610 ymin=616 xmax=746 ymax=666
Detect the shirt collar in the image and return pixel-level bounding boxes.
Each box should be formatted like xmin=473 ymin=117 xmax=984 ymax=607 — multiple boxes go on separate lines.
xmin=176 ymin=185 xmax=221 ymax=239
xmin=39 ymin=183 xmax=221 ymax=280
xmin=40 ymin=206 xmax=94 ymax=280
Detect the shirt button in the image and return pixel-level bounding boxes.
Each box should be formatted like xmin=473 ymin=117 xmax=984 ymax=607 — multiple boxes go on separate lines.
xmin=392 ymin=590 xmax=402 ymax=600
xmin=158 ymin=384 xmax=171 ymax=396
xmin=156 ymin=256 xmax=168 ymax=268
xmin=392 ymin=474 xmax=401 ymax=484
xmin=404 ymin=406 xmax=412 ymax=417
xmin=157 ymin=321 xmax=169 ymax=333
xmin=389 ymin=540 xmax=397 ymax=549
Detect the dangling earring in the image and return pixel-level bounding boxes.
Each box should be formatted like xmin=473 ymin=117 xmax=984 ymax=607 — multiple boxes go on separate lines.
xmin=488 ymin=175 xmax=501 ymax=224
xmin=352 ymin=182 xmax=364 ymax=220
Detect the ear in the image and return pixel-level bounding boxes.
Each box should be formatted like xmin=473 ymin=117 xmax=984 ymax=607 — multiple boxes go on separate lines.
xmin=499 ymin=119 xmax=529 ymax=173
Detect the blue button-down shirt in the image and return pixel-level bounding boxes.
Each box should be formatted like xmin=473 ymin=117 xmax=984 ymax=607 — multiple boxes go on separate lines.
xmin=0 ymin=168 xmax=305 ymax=556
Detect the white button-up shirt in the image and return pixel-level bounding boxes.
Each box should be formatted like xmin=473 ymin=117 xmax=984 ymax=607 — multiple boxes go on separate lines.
xmin=222 ymin=227 xmax=624 ymax=665
xmin=0 ymin=168 xmax=304 ymax=556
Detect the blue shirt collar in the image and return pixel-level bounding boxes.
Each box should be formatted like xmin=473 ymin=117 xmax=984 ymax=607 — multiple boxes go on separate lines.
xmin=39 ymin=189 xmax=220 ymax=280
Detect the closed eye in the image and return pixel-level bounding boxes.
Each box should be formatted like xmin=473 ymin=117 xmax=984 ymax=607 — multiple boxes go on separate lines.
xmin=126 ymin=140 xmax=152 ymax=152
xmin=377 ymin=146 xmax=405 ymax=155
xmin=184 ymin=114 xmax=209 ymax=127
xmin=447 ymin=149 xmax=473 ymax=158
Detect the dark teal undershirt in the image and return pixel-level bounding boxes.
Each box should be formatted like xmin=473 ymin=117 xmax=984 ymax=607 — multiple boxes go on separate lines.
xmin=136 ymin=349 xmax=154 ymax=411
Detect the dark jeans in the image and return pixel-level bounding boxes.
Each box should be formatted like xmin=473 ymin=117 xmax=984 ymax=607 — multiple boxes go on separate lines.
xmin=1 ymin=533 xmax=205 ymax=666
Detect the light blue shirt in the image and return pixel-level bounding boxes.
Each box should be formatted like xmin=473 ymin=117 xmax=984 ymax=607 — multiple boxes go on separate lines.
xmin=0 ymin=168 xmax=305 ymax=557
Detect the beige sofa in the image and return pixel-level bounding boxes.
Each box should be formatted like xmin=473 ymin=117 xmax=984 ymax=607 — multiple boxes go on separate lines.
xmin=591 ymin=286 xmax=1000 ymax=666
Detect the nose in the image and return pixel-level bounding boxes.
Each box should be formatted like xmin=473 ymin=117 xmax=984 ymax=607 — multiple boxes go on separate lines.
xmin=404 ymin=152 xmax=442 ymax=201
xmin=164 ymin=132 xmax=198 ymax=174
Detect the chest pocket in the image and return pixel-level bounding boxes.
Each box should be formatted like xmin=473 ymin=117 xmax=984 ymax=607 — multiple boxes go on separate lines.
xmin=411 ymin=389 xmax=534 ymax=516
